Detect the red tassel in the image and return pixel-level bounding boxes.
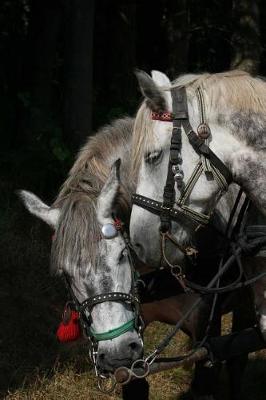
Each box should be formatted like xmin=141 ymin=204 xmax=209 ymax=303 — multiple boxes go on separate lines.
xmin=56 ymin=310 xmax=81 ymax=342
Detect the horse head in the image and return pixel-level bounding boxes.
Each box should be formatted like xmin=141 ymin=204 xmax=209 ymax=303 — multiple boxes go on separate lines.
xmin=130 ymin=69 xmax=266 ymax=268
xmin=19 ymin=160 xmax=143 ymax=373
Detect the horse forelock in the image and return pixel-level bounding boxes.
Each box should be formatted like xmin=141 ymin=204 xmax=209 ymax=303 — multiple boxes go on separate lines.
xmin=51 ymin=117 xmax=134 ymax=275
xmin=51 ymin=193 xmax=100 ymax=275
xmin=131 ymin=103 xmax=155 ymax=179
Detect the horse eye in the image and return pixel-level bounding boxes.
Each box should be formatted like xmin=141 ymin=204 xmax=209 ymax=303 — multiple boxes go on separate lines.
xmin=144 ymin=150 xmax=162 ymax=165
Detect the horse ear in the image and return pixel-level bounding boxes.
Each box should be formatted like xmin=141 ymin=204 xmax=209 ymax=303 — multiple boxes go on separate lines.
xmin=135 ymin=69 xmax=167 ymax=112
xmin=97 ymin=159 xmax=121 ymax=225
xmin=151 ymin=70 xmax=171 ymax=87
xmin=17 ymin=190 xmax=60 ymax=229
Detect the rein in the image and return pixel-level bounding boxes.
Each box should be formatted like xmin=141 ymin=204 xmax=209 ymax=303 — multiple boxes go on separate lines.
xmin=116 ymin=228 xmax=266 ymax=382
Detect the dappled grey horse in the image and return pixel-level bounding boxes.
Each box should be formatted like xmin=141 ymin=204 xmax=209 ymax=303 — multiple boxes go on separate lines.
xmin=129 ymin=69 xmax=266 ymax=399
xmin=19 ymin=111 xmax=259 ymax=400
xmin=130 ymin=69 xmax=266 ymax=338
xmin=19 ymin=162 xmax=144 ymax=377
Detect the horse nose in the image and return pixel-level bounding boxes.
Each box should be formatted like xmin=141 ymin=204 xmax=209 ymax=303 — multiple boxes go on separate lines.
xmin=97 ymin=337 xmax=143 ymax=372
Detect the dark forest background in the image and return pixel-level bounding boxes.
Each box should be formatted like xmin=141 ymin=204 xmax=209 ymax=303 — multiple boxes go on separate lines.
xmin=1 ymin=0 xmax=266 ymax=397
xmin=0 ymin=0 xmax=264 ymax=198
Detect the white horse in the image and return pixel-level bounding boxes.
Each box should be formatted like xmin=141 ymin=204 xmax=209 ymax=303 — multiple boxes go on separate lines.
xmin=19 ymin=112 xmax=257 ymax=400
xmin=130 ymin=69 xmax=266 ymax=340
xmin=19 ymin=118 xmax=144 ymax=374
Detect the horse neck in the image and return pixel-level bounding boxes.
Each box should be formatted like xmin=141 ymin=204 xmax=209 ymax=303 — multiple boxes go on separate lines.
xmin=185 ymin=95 xmax=266 ymax=216
xmin=230 ymin=147 xmax=266 ymax=215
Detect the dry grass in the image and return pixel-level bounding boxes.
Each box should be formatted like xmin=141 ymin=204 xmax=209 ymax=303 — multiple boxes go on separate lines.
xmin=4 ymin=324 xmax=191 ymax=400
xmin=4 ymin=319 xmax=266 ymax=400
xmin=1 ymin=191 xmax=266 ymax=400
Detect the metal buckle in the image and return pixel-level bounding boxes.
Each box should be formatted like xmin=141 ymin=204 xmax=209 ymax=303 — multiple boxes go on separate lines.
xmin=145 ymin=350 xmax=158 ymax=366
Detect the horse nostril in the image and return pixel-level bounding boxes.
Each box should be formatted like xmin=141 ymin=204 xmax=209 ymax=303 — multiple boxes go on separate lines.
xmin=129 ymin=341 xmax=139 ymax=351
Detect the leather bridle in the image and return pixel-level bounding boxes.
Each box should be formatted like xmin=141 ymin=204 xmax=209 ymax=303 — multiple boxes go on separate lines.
xmin=110 ymin=86 xmax=266 ymax=386
xmin=62 ymin=225 xmax=144 ymax=388
xmin=132 ymin=86 xmax=233 ymax=262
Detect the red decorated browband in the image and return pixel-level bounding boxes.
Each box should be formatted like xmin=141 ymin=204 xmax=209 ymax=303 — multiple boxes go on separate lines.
xmin=151 ymin=111 xmax=173 ymax=122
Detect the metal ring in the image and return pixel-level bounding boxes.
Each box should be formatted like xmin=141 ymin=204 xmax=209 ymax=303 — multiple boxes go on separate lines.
xmin=130 ymin=359 xmax=150 ymax=379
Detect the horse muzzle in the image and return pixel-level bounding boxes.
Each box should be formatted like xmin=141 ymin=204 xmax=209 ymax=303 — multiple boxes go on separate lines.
xmin=96 ymin=332 xmax=143 ymax=372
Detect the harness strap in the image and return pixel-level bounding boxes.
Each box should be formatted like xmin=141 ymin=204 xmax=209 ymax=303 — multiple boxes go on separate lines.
xmin=132 ymin=194 xmax=210 ymax=226
xmin=147 ymin=245 xmax=244 ymax=358
xmin=81 ymin=292 xmax=137 ymax=313
xmin=196 ymin=87 xmax=212 ymax=175
xmin=89 ymin=318 xmax=135 ymax=341
xmin=181 ymin=121 xmax=233 ymax=186
xmin=158 ymin=86 xmax=231 ymax=234
xmin=160 ymin=88 xmax=185 ymax=233
xmin=178 ymin=161 xmax=203 ymax=205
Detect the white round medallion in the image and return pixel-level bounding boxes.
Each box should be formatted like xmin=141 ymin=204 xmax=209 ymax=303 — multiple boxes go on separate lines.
xmin=101 ymin=223 xmax=118 ymax=239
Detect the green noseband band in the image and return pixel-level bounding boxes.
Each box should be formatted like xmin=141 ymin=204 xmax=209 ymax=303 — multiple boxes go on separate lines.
xmin=90 ymin=318 xmax=135 ymax=341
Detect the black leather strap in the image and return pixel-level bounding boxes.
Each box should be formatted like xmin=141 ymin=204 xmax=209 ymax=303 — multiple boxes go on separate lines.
xmin=80 ymin=292 xmax=137 ymax=313
xmin=160 ymin=87 xmax=187 ymax=232
xmin=132 ymin=194 xmax=209 ymax=226
xmin=182 ymin=120 xmax=233 ymax=185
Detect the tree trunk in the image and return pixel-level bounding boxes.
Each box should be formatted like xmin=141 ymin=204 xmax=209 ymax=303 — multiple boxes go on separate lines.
xmin=64 ymin=0 xmax=94 ymax=150
xmin=231 ymin=0 xmax=261 ymax=74
xmin=25 ymin=0 xmax=62 ymax=143
xmin=165 ymin=0 xmax=189 ymax=78
xmin=114 ymin=2 xmax=137 ymax=108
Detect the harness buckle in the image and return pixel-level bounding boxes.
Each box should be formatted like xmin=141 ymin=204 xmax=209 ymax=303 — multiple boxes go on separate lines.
xmin=145 ymin=349 xmax=158 ymax=366
xmin=185 ymin=246 xmax=198 ymax=257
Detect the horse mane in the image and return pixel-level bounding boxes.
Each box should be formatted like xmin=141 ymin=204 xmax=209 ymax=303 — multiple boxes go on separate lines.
xmin=132 ymin=69 xmax=266 ymax=176
xmin=173 ymin=69 xmax=266 ymax=115
xmin=51 ymin=117 xmax=134 ymax=274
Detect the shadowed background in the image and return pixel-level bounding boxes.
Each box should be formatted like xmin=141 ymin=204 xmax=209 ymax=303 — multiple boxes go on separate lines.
xmin=1 ymin=0 xmax=266 ymax=398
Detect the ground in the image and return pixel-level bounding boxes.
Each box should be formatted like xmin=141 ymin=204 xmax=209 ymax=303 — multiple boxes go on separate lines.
xmin=4 ymin=322 xmax=266 ymax=400
xmin=1 ymin=194 xmax=266 ymax=400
